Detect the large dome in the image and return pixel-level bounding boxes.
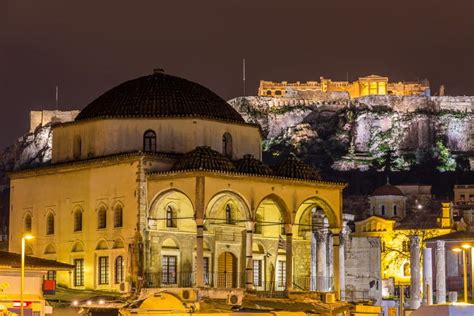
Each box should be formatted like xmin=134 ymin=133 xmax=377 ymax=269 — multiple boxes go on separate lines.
xmin=75 ymin=70 xmax=245 ymax=123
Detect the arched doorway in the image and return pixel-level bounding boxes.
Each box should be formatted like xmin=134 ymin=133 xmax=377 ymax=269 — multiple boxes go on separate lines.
xmin=217 ymin=252 xmax=237 ymax=288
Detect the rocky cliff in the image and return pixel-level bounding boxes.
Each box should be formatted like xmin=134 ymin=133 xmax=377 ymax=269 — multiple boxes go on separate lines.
xmin=229 ymin=96 xmax=473 ymax=172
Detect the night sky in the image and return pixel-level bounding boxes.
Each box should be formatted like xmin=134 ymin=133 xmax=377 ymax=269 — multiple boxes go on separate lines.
xmin=2 ymin=0 xmax=474 ymax=148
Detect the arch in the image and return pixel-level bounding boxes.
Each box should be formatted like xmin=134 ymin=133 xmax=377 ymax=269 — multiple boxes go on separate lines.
xmin=73 ymin=135 xmax=82 ymax=159
xmin=222 ymin=132 xmax=233 ymax=158
xmin=71 ymin=241 xmax=85 ymax=252
xmin=112 ymin=238 xmax=125 ymax=249
xmin=252 ymin=241 xmax=266 ymax=254
xmin=149 ymin=189 xmax=195 ymax=232
xmin=113 ymin=203 xmax=123 ymax=228
xmin=24 ymin=213 xmax=32 ymax=233
xmin=295 ymin=205 xmax=325 ymax=238
xmin=143 ymin=130 xmax=157 ymax=152
xmin=96 ymin=239 xmax=109 ymax=250
xmin=206 ymin=190 xmax=252 ymax=224
xmin=294 ymin=196 xmax=339 ymax=230
xmin=161 ymin=237 xmax=180 ymax=249
xmin=44 ymin=243 xmax=56 ymax=254
xmin=73 ymin=207 xmax=83 ymax=232
xmin=255 ymin=194 xmax=289 ymax=237
xmin=97 ymin=205 xmax=107 ymax=229
xmin=46 ymin=212 xmax=55 ymax=235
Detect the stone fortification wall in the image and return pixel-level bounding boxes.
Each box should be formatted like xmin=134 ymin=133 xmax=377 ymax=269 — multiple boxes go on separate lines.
xmin=30 ymin=110 xmax=80 ymax=132
xmin=356 ymin=95 xmax=474 ymax=112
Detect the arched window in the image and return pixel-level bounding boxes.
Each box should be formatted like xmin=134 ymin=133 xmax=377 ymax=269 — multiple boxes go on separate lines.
xmin=74 ymin=209 xmax=83 ymax=232
xmin=24 ymin=214 xmax=32 ymax=233
xmin=73 ymin=135 xmax=82 ymax=159
xmin=381 ymin=205 xmax=385 ymax=216
xmin=115 ymin=256 xmax=124 ymax=284
xmin=393 ymin=205 xmax=397 ymax=216
xmin=266 ymin=90 xmax=272 ymax=96
xmin=222 ymin=133 xmax=233 ymax=158
xmin=97 ymin=206 xmax=107 ymax=229
xmin=166 ymin=205 xmax=176 ymax=228
xmin=46 ymin=213 xmax=54 ymax=235
xmin=114 ymin=205 xmax=123 ymax=228
xmin=225 ymin=204 xmax=233 ymax=224
xmin=143 ymin=130 xmax=157 ymax=152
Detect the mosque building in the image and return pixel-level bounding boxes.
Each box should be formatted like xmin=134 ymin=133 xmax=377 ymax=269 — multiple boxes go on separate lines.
xmin=8 ymin=69 xmax=350 ymax=298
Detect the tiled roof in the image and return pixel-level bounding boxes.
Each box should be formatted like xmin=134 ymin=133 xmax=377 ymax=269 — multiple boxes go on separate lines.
xmin=0 ymin=251 xmax=73 ymax=270
xmin=275 ymin=155 xmax=321 ymax=180
xmin=395 ymin=212 xmax=440 ymax=229
xmin=171 ymin=146 xmax=236 ymax=172
xmin=425 ymin=231 xmax=474 ymax=242
xmin=372 ymin=184 xmax=404 ymax=197
xmin=235 ymin=154 xmax=273 ymax=176
xmin=75 ymin=71 xmax=245 ymax=124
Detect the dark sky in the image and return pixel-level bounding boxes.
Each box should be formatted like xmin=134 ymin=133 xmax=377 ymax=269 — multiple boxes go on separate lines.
xmin=2 ymin=0 xmax=474 ymax=149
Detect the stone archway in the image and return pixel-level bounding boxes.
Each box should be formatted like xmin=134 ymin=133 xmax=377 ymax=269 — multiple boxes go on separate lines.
xmin=217 ymin=252 xmax=237 ymax=288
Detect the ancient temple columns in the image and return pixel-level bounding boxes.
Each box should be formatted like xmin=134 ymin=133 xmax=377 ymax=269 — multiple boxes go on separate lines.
xmin=316 ymin=216 xmax=330 ymax=292
xmin=310 ymin=208 xmax=318 ymax=291
xmin=285 ymin=223 xmax=293 ymax=291
xmin=435 ymin=240 xmax=446 ymax=304
xmin=338 ymin=214 xmax=354 ymax=300
xmin=422 ymin=247 xmax=433 ymax=305
xmin=409 ymin=236 xmax=421 ymax=309
xmin=245 ymin=221 xmax=254 ymax=290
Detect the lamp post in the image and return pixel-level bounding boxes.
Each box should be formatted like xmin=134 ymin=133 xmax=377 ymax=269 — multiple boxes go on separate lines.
xmin=21 ymin=234 xmax=34 ymax=316
xmin=452 ymin=244 xmax=471 ymax=303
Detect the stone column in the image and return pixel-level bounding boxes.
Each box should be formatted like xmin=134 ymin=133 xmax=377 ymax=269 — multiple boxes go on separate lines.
xmin=316 ymin=228 xmax=330 ymax=292
xmin=195 ymin=176 xmax=205 ymax=287
xmin=409 ymin=236 xmax=421 ymax=309
xmin=338 ymin=214 xmax=353 ymax=300
xmin=327 ymin=231 xmax=334 ymax=290
xmin=310 ymin=208 xmax=317 ymax=291
xmin=422 ymin=247 xmax=433 ymax=305
xmin=435 ymin=240 xmax=446 ymax=304
xmin=245 ymin=221 xmax=254 ymax=291
xmin=285 ymin=223 xmax=293 ymax=291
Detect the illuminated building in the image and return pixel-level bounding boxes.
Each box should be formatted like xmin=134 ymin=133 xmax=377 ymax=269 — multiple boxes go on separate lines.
xmin=258 ymin=75 xmax=430 ymax=99
xmin=8 ymin=70 xmax=349 ymax=297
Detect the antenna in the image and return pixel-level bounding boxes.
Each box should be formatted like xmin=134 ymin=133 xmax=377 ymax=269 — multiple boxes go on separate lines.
xmin=55 ymin=85 xmax=59 ymax=109
xmin=242 ymin=58 xmax=246 ymax=96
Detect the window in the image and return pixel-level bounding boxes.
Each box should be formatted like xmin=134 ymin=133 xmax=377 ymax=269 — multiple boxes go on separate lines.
xmin=73 ymin=135 xmax=82 ymax=159
xmin=74 ymin=209 xmax=83 ymax=232
xmin=46 ymin=213 xmax=54 ymax=235
xmin=74 ymin=258 xmax=84 ymax=286
xmin=24 ymin=214 xmax=32 ymax=233
xmin=97 ymin=206 xmax=107 ymax=229
xmin=222 ymin=133 xmax=233 ymax=158
xmin=393 ymin=205 xmax=397 ymax=216
xmin=403 ymin=262 xmax=410 ymax=277
xmin=143 ymin=130 xmax=157 ymax=152
xmin=402 ymin=240 xmax=411 ymax=252
xmin=275 ymin=90 xmax=282 ymax=96
xmin=114 ymin=205 xmax=123 ymax=228
xmin=166 ymin=205 xmax=176 ymax=228
xmin=225 ymin=204 xmax=232 ymax=224
xmin=277 ymin=260 xmax=286 ymax=287
xmin=115 ymin=256 xmax=124 ymax=284
xmin=162 ymin=255 xmax=177 ymax=284
xmin=204 ymin=257 xmax=210 ymax=285
xmin=266 ymin=90 xmax=272 ymax=96
xmin=46 ymin=271 xmax=56 ymax=281
xmin=253 ymin=259 xmax=262 ymax=286
xmin=381 ymin=205 xmax=385 ymax=216
xmin=98 ymin=256 xmax=109 ymax=285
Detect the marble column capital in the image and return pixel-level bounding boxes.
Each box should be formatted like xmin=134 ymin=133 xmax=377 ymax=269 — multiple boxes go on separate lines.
xmin=435 ymin=240 xmax=446 ymax=251
xmin=316 ymin=229 xmax=330 ymax=242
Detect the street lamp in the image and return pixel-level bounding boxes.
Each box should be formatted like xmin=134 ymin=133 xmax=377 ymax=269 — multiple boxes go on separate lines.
xmin=21 ymin=234 xmax=34 ymax=316
xmin=452 ymin=244 xmax=471 ymax=303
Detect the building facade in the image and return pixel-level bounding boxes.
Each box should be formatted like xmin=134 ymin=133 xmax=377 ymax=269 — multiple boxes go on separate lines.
xmin=258 ymin=75 xmax=430 ymax=99
xmin=9 ymin=70 xmax=349 ymax=297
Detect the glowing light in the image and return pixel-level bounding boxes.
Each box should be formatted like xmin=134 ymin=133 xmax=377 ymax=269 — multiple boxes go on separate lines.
xmin=87 ymin=300 xmax=92 ymax=306
xmin=452 ymin=248 xmax=462 ymax=253
xmin=99 ymin=300 xmax=105 ymax=305
xmin=22 ymin=234 xmax=34 ymax=240
xmin=417 ymin=204 xmax=422 ymax=210
xmin=72 ymin=301 xmax=78 ymax=306
xmin=461 ymin=244 xmax=471 ymax=249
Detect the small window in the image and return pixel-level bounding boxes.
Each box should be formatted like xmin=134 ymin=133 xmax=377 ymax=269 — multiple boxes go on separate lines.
xmin=266 ymin=90 xmax=272 ymax=96
xmin=73 ymin=135 xmax=82 ymax=159
xmin=74 ymin=209 xmax=83 ymax=232
xmin=403 ymin=262 xmax=410 ymax=277
xmin=222 ymin=133 xmax=233 ymax=158
xmin=115 ymin=256 xmax=124 ymax=284
xmin=166 ymin=205 xmax=176 ymax=228
xmin=74 ymin=258 xmax=84 ymax=286
xmin=46 ymin=213 xmax=54 ymax=235
xmin=381 ymin=205 xmax=385 ymax=216
xmin=97 ymin=206 xmax=107 ymax=229
xmin=24 ymin=214 xmax=32 ymax=233
xmin=143 ymin=130 xmax=157 ymax=152
xmin=114 ymin=205 xmax=123 ymax=228
xmin=98 ymin=256 xmax=109 ymax=285
xmin=275 ymin=90 xmax=282 ymax=96
xmin=225 ymin=204 xmax=233 ymax=224
xmin=393 ymin=205 xmax=397 ymax=216
xmin=253 ymin=259 xmax=262 ymax=286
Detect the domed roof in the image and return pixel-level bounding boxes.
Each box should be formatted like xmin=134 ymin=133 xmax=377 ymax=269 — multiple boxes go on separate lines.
xmin=171 ymin=146 xmax=236 ymax=172
xmin=372 ymin=184 xmax=404 ymax=197
xmin=275 ymin=156 xmax=321 ymax=180
xmin=235 ymin=154 xmax=273 ymax=176
xmin=75 ymin=70 xmax=246 ymax=123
